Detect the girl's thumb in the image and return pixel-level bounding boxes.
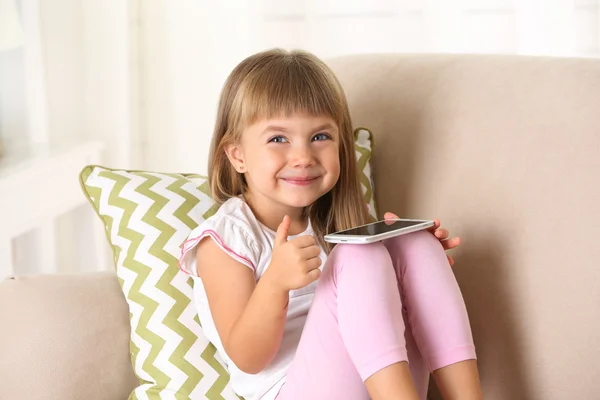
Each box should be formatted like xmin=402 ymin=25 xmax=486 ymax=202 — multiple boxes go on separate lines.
xmin=274 ymin=215 xmax=290 ymax=247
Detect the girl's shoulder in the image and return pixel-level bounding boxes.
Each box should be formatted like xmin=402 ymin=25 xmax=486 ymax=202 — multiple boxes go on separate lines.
xmin=210 ymin=196 xmax=245 ymax=216
xmin=200 ymin=197 xmax=260 ymax=239
xmin=180 ymin=197 xmax=265 ymax=274
xmin=195 ymin=197 xmax=263 ymax=246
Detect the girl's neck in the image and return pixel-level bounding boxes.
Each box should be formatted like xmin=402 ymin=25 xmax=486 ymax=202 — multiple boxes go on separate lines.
xmin=242 ymin=191 xmax=308 ymax=235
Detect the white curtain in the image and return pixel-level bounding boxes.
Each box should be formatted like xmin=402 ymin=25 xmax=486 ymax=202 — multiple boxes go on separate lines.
xmin=255 ymin=0 xmax=599 ymax=58
xmin=0 ymin=0 xmax=24 ymax=51
xmin=0 ymin=0 xmax=131 ymax=166
xmin=0 ymin=0 xmax=130 ymax=276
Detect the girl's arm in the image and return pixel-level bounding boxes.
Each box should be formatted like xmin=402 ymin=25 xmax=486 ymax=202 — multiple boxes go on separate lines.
xmin=196 ymin=237 xmax=289 ymax=374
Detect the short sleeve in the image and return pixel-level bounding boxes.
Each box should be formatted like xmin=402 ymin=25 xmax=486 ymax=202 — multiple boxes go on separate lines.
xmin=178 ymin=215 xmax=261 ymax=277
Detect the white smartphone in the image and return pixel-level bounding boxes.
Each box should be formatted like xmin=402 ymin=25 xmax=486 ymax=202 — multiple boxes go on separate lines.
xmin=324 ymin=218 xmax=435 ymax=244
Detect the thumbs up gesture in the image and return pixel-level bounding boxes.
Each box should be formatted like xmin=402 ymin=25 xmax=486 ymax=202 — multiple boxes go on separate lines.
xmin=265 ymin=215 xmax=322 ymax=291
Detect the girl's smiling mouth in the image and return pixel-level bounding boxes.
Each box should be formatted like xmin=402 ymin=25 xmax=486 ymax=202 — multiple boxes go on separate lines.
xmin=280 ymin=176 xmax=321 ymax=186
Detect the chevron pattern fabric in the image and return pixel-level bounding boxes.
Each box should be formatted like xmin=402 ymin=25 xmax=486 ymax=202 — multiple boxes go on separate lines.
xmin=78 ymin=129 xmax=377 ymax=399
xmin=355 ymin=128 xmax=378 ymax=221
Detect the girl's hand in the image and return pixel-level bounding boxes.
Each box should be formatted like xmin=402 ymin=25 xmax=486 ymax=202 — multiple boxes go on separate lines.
xmin=265 ymin=215 xmax=322 ymax=291
xmin=383 ymin=212 xmax=461 ymax=266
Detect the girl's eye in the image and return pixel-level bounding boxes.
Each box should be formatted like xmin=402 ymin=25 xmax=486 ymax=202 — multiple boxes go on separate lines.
xmin=312 ymin=133 xmax=331 ymax=142
xmin=268 ymin=136 xmax=288 ymax=143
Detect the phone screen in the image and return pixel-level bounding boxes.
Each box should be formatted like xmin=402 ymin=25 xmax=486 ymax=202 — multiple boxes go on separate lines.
xmin=332 ymin=220 xmax=428 ymax=236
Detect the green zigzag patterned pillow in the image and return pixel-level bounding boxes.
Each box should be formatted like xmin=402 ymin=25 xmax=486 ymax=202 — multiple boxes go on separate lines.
xmin=79 ymin=128 xmax=377 ymax=399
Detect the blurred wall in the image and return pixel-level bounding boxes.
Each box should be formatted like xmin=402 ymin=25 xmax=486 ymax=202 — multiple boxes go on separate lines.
xmin=137 ymin=0 xmax=600 ymax=175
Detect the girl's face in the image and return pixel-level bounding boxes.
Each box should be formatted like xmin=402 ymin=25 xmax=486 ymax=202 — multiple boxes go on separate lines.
xmin=227 ymin=113 xmax=340 ymax=215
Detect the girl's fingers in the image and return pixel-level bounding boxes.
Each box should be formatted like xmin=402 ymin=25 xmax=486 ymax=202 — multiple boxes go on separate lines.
xmin=306 ymin=257 xmax=322 ymax=271
xmin=434 ymin=228 xmax=449 ymax=240
xmin=384 ymin=212 xmax=398 ymax=220
xmin=447 ymin=255 xmax=455 ymax=266
xmin=441 ymin=236 xmax=461 ymax=250
xmin=301 ymin=245 xmax=322 ymax=259
xmin=306 ymin=268 xmax=321 ymax=284
xmin=427 ymin=219 xmax=441 ymax=232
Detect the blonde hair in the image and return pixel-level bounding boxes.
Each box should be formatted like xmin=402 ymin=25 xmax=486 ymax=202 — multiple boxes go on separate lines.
xmin=208 ymin=48 xmax=369 ymax=252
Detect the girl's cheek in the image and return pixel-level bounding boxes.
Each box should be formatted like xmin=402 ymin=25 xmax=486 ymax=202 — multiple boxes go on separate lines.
xmin=262 ymin=154 xmax=284 ymax=170
xmin=326 ymin=147 xmax=340 ymax=164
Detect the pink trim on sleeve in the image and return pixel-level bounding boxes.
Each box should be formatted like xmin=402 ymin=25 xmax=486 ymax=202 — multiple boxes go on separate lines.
xmin=178 ymin=229 xmax=256 ymax=275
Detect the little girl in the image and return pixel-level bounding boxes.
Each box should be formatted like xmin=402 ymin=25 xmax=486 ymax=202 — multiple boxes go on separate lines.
xmin=179 ymin=49 xmax=482 ymax=400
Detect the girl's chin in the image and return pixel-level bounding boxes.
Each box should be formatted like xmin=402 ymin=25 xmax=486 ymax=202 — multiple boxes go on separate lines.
xmin=283 ymin=194 xmax=325 ymax=209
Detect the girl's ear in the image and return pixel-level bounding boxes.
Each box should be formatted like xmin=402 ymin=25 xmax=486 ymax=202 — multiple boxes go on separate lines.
xmin=225 ymin=144 xmax=246 ymax=173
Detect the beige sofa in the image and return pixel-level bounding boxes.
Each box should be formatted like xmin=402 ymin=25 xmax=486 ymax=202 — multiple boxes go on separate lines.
xmin=1 ymin=54 xmax=599 ymax=400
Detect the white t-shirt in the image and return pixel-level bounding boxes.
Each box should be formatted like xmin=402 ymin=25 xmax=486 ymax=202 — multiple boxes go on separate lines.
xmin=179 ymin=196 xmax=327 ymax=400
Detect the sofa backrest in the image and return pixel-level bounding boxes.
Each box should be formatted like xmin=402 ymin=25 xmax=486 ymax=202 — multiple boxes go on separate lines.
xmin=328 ymin=54 xmax=600 ymax=400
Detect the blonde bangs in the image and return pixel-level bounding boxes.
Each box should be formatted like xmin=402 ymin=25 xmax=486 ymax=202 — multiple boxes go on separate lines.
xmin=231 ymin=52 xmax=345 ymax=133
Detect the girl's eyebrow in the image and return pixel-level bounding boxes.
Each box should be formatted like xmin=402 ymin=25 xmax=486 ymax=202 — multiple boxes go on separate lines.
xmin=312 ymin=123 xmax=336 ymax=133
xmin=260 ymin=123 xmax=336 ymax=136
xmin=261 ymin=125 xmax=289 ymax=136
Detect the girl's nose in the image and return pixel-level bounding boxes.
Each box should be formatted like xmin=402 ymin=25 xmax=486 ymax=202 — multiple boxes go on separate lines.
xmin=290 ymin=145 xmax=315 ymax=167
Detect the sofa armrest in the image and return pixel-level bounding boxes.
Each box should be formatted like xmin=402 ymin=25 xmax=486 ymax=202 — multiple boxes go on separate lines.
xmin=0 ymin=272 xmax=138 ymax=400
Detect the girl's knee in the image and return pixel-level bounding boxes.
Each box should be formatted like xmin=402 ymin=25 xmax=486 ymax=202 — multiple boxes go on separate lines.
xmin=330 ymin=242 xmax=393 ymax=273
xmin=389 ymin=230 xmax=441 ymax=252
xmin=333 ymin=242 xmax=388 ymax=260
xmin=385 ymin=230 xmax=450 ymax=276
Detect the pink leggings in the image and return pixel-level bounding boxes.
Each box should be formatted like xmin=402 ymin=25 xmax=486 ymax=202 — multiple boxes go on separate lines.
xmin=275 ymin=231 xmax=477 ymax=400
